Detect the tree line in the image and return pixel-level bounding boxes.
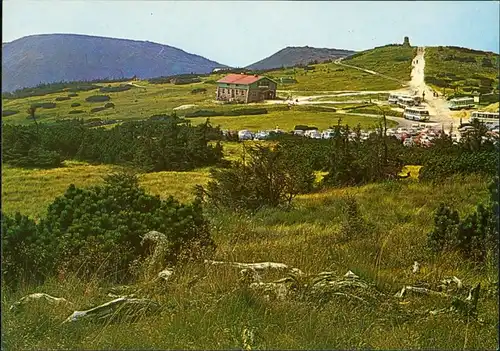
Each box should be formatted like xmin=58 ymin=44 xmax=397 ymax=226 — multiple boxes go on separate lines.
xmin=3 ymin=116 xmax=225 ymax=172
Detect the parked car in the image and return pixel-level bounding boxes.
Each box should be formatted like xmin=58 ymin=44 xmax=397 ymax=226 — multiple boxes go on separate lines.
xmin=403 ymin=137 xmax=415 ymax=147
xmin=238 ymin=130 xmax=254 ymax=140
xmin=253 ymin=131 xmax=270 ymax=140
xmin=321 ymin=129 xmax=336 ymax=139
xmin=308 ymin=130 xmax=322 ymax=139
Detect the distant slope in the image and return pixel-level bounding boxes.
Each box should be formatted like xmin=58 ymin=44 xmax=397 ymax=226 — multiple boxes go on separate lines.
xmin=424 ymin=46 xmax=499 ymax=96
xmin=246 ymin=46 xmax=355 ymax=70
xmin=343 ymin=44 xmax=416 ymax=81
xmin=2 ymin=34 xmax=227 ymax=92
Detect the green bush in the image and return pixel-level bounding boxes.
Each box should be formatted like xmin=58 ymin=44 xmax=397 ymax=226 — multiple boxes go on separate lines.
xmin=90 ymin=107 xmax=107 ymax=113
xmin=104 ymin=102 xmax=115 ymax=109
xmin=2 ymin=110 xmax=19 ymax=117
xmin=1 ymin=174 xmax=215 ymax=286
xmin=185 ymin=110 xmax=219 ymax=118
xmin=191 ymin=88 xmax=207 ymax=94
xmin=99 ymin=85 xmax=131 ymax=93
xmin=322 ymin=123 xmax=403 ymax=186
xmin=224 ymin=108 xmax=268 ymax=116
xmin=184 ymin=108 xmax=268 ymax=118
xmin=199 ymin=144 xmax=314 ymax=211
xmin=31 ymin=102 xmax=56 ymax=109
xmin=55 ymin=96 xmax=71 ymax=101
xmin=428 ymin=178 xmax=498 ymax=264
xmin=86 ymin=95 xmax=111 ymax=103
xmin=68 ymin=110 xmax=84 ymax=114
xmin=67 ymin=93 xmax=78 ymax=97
xmin=294 ymin=125 xmax=318 ymax=131
xmin=2 ymin=117 xmax=224 ymax=172
xmin=70 ymin=102 xmax=81 ymax=107
xmin=1 ymin=212 xmax=46 ymax=285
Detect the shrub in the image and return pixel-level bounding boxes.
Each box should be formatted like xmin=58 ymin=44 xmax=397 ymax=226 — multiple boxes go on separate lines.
xmin=204 ymin=80 xmax=217 ymax=84
xmin=224 ymin=108 xmax=268 ymax=116
xmin=31 ymin=102 xmax=56 ymax=109
xmin=71 ymin=102 xmax=81 ymax=107
xmin=191 ymin=88 xmax=207 ymax=94
xmin=1 ymin=174 xmax=215 ymax=285
xmin=199 ymin=144 xmax=315 ymax=211
xmin=90 ymin=107 xmax=107 ymax=113
xmin=86 ymin=95 xmax=111 ymax=103
xmin=99 ymin=85 xmax=131 ymax=93
xmin=1 ymin=212 xmax=46 ymax=285
xmin=427 ymin=179 xmax=498 ymax=264
xmin=55 ymin=96 xmax=71 ymax=101
xmin=68 ymin=93 xmax=78 ymax=97
xmin=2 ymin=110 xmax=19 ymax=117
xmin=294 ymin=125 xmax=318 ymax=131
xmin=104 ymin=102 xmax=115 ymax=109
xmin=339 ymin=195 xmax=368 ymax=241
xmin=322 ymin=122 xmax=403 ymax=186
xmin=68 ymin=110 xmax=85 ymax=114
xmin=185 ymin=110 xmax=219 ymax=118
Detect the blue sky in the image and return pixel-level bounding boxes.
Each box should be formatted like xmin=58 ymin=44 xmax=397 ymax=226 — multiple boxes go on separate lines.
xmin=3 ymin=1 xmax=499 ymax=67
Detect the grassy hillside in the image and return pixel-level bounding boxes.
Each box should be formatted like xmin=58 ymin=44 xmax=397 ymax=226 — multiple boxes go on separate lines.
xmin=2 ymin=170 xmax=497 ymax=350
xmin=189 ymin=107 xmax=397 ymax=131
xmin=425 ymin=46 xmax=499 ymax=97
xmin=1 ymin=77 xmax=399 ymax=130
xmin=267 ymin=62 xmax=404 ymax=92
xmin=343 ymin=44 xmax=416 ymax=81
xmin=1 ymin=161 xmax=212 ymax=219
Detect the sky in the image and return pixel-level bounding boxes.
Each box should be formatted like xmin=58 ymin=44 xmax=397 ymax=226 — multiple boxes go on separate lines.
xmin=3 ymin=1 xmax=499 ymax=67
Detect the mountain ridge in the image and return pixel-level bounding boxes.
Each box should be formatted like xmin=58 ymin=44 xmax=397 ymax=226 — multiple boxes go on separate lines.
xmin=2 ymin=33 xmax=228 ymax=92
xmin=245 ymin=46 xmax=356 ymax=70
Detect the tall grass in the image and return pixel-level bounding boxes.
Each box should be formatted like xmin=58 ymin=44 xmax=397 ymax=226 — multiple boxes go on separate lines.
xmin=2 ymin=172 xmax=497 ymax=350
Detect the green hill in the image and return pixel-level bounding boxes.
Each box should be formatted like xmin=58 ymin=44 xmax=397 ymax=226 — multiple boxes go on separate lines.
xmin=424 ymin=46 xmax=499 ymax=98
xmin=342 ymin=44 xmax=416 ymax=81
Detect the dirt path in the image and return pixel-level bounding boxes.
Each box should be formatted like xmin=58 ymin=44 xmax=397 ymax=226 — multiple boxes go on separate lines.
xmin=407 ymin=47 xmax=455 ymax=130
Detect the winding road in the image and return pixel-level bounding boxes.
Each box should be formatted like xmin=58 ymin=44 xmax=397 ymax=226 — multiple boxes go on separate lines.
xmin=272 ymin=47 xmax=455 ymax=129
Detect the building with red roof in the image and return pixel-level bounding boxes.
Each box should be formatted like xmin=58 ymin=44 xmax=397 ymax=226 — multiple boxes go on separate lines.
xmin=216 ymin=73 xmax=277 ymax=103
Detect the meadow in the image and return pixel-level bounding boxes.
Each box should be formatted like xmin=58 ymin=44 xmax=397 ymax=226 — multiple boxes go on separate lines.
xmin=2 ymin=168 xmax=497 ymax=350
xmin=2 ymin=43 xmax=498 ymax=350
xmin=1 ymin=49 xmax=411 ymax=128
xmin=343 ymin=44 xmax=416 ymax=81
xmin=189 ymin=108 xmax=398 ymax=131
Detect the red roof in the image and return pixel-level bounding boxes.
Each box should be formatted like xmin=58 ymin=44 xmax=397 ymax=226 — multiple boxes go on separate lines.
xmin=217 ymin=73 xmax=264 ymax=85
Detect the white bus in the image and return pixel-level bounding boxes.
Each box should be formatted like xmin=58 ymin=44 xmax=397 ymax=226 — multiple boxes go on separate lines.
xmin=398 ymin=95 xmax=417 ymax=108
xmin=470 ymin=111 xmax=499 ymax=129
xmin=404 ymin=106 xmax=430 ymax=121
xmin=449 ymin=97 xmax=475 ymax=111
xmin=388 ymin=93 xmax=401 ymax=104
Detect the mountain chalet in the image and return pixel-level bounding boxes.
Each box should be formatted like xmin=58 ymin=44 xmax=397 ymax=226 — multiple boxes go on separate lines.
xmin=216 ymin=74 xmax=277 ymax=103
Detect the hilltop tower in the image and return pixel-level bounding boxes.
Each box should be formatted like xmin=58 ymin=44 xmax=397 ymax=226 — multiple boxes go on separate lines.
xmin=403 ymin=36 xmax=411 ymax=46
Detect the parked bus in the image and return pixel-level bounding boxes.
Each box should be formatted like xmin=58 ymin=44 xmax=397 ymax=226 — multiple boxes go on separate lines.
xmin=388 ymin=93 xmax=401 ymax=104
xmin=470 ymin=111 xmax=499 ymax=129
xmin=449 ymin=97 xmax=475 ymax=110
xmin=398 ymin=95 xmax=416 ymax=108
xmin=404 ymin=106 xmax=430 ymax=121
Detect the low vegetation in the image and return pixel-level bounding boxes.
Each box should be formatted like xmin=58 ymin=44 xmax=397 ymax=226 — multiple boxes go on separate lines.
xmin=343 ymin=44 xmax=416 ymax=81
xmin=2 ymin=41 xmax=499 ymax=350
xmin=425 ymin=46 xmax=499 ymax=100
xmin=2 ymin=117 xmax=224 ymax=171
